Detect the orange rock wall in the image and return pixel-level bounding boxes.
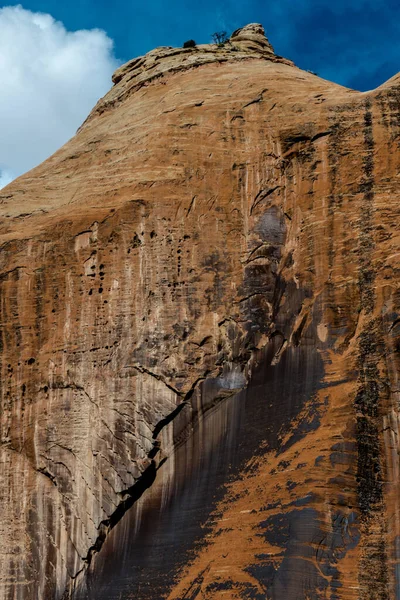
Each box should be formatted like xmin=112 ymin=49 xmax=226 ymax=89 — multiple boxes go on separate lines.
xmin=0 ymin=26 xmax=399 ymax=599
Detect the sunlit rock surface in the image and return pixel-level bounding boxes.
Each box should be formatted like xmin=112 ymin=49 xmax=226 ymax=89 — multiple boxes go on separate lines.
xmin=0 ymin=23 xmax=400 ymax=599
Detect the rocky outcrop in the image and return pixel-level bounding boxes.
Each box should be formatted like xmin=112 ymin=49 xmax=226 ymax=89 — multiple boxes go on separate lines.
xmin=0 ymin=23 xmax=399 ymax=599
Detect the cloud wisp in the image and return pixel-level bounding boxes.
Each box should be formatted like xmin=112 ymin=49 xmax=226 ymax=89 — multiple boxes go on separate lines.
xmin=0 ymin=4 xmax=118 ymax=188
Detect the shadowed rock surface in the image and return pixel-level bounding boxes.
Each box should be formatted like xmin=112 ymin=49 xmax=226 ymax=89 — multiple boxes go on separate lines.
xmin=0 ymin=23 xmax=400 ymax=599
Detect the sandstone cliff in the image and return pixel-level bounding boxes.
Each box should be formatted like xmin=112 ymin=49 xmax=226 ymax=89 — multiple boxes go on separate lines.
xmin=0 ymin=23 xmax=399 ymax=599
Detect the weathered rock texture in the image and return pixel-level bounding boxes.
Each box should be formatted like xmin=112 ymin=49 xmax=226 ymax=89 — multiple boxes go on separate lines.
xmin=0 ymin=23 xmax=399 ymax=599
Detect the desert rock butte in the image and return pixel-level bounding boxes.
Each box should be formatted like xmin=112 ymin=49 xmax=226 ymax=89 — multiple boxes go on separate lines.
xmin=0 ymin=23 xmax=399 ymax=599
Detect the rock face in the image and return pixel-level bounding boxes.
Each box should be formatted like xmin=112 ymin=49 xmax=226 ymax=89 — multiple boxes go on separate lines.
xmin=0 ymin=23 xmax=399 ymax=599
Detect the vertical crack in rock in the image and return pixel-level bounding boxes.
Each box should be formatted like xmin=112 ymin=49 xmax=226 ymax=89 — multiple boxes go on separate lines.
xmin=355 ymin=98 xmax=389 ymax=599
xmin=358 ymin=98 xmax=376 ymax=315
xmin=355 ymin=322 xmax=390 ymax=598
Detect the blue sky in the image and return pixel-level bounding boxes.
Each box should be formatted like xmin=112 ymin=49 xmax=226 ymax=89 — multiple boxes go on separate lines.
xmin=0 ymin=1 xmax=399 ymax=187
xmin=4 ymin=0 xmax=400 ymax=92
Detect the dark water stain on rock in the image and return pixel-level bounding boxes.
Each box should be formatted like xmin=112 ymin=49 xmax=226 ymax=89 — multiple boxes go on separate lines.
xmin=250 ymin=508 xmax=359 ymax=600
xmin=75 ymin=331 xmax=324 ymax=599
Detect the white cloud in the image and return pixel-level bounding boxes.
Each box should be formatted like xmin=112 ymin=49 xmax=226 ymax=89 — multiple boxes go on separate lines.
xmin=0 ymin=5 xmax=119 ymax=188
xmin=0 ymin=170 xmax=13 ymax=189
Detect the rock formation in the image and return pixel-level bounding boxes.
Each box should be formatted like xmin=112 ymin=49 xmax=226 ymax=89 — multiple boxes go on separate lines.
xmin=0 ymin=23 xmax=399 ymax=599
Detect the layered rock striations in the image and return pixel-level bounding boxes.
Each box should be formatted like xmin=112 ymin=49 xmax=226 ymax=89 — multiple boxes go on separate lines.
xmin=0 ymin=23 xmax=399 ymax=599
